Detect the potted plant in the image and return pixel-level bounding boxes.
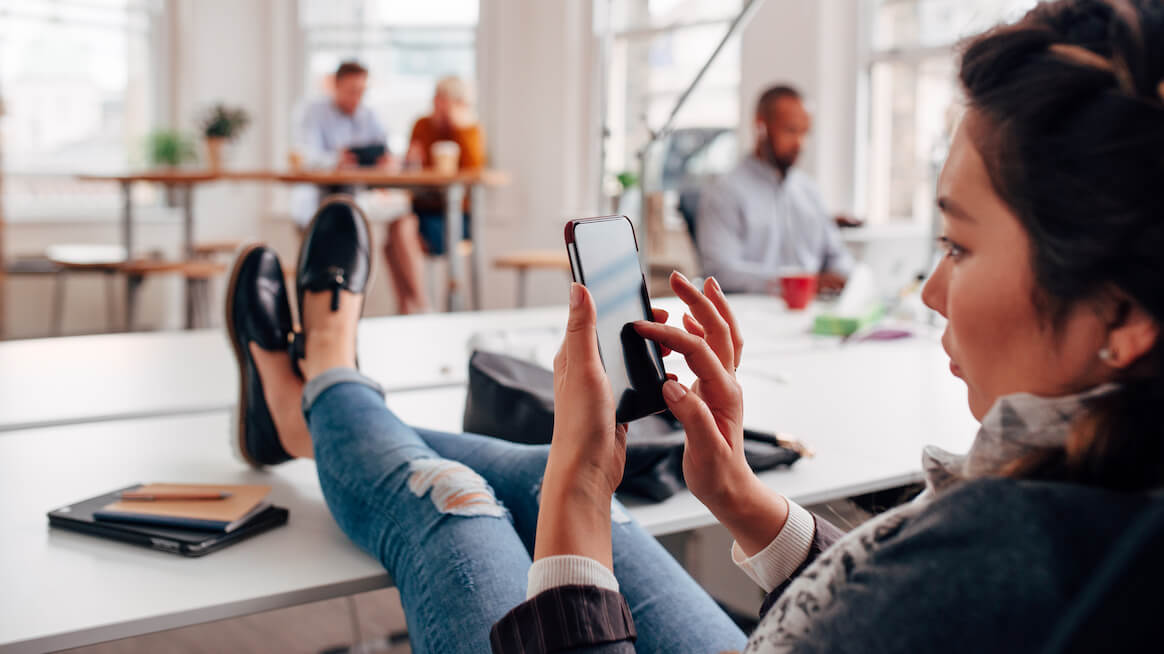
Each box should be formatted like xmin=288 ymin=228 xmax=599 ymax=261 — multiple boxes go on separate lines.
xmin=145 ymin=129 xmax=197 ymax=206
xmin=611 ymin=170 xmax=639 ymax=214
xmin=199 ymin=103 xmax=250 ymax=170
xmin=146 ymin=129 xmax=198 ymax=168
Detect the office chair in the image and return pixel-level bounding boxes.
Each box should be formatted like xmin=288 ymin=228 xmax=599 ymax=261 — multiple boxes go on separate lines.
xmin=677 ymin=186 xmax=701 ymax=247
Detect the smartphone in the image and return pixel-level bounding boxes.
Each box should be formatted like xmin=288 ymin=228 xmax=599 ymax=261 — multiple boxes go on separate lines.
xmin=565 ymin=216 xmax=668 ymax=423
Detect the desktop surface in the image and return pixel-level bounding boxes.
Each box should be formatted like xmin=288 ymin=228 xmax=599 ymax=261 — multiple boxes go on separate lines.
xmin=0 ymin=333 xmax=977 ymax=653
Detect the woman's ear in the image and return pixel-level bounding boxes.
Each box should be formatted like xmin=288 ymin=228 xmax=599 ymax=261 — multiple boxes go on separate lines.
xmin=1104 ymin=297 xmax=1159 ymax=369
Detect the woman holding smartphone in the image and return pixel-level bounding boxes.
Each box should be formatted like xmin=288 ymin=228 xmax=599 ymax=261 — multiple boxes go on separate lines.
xmin=226 ymin=0 xmax=1164 ymax=651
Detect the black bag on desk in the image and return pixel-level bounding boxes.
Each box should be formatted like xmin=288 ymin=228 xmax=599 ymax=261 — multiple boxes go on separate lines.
xmin=462 ymin=350 xmax=802 ymax=502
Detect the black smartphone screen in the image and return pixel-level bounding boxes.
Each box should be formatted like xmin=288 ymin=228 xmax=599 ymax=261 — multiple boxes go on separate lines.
xmin=566 ymin=216 xmax=668 ymax=423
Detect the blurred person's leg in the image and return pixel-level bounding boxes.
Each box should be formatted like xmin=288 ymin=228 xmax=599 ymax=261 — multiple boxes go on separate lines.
xmin=416 ymin=211 xmax=470 ymax=258
xmin=385 ymin=216 xmax=430 ymax=314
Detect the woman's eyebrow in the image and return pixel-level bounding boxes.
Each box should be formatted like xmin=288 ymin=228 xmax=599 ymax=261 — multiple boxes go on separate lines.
xmin=937 ymin=196 xmax=976 ymax=222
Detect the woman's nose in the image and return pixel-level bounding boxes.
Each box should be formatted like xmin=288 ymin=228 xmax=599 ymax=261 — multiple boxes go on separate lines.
xmin=921 ymin=261 xmax=948 ymax=318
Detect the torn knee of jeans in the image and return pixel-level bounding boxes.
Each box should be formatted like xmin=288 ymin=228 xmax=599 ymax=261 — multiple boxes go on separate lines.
xmin=408 ymin=458 xmax=506 ymax=518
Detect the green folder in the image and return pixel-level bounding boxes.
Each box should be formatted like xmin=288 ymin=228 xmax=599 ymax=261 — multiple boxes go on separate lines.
xmin=812 ymin=302 xmax=886 ymax=336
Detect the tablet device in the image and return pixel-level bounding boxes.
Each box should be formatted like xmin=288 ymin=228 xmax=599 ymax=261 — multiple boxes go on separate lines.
xmin=47 ymin=485 xmax=289 ymax=557
xmin=348 ymin=143 xmax=387 ymax=167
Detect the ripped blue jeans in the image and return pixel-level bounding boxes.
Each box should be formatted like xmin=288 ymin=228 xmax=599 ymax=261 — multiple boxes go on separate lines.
xmin=303 ymin=369 xmax=747 ymax=654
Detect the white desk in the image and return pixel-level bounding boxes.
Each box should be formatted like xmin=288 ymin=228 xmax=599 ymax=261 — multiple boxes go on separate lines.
xmin=0 ymin=338 xmax=977 ymax=653
xmin=0 ymin=296 xmax=825 ymax=433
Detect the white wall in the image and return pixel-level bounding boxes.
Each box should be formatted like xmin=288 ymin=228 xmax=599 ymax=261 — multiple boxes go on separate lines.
xmin=169 ymin=0 xmax=274 ymax=243
xmin=475 ymin=0 xmax=601 ymax=309
xmin=739 ymin=0 xmax=861 ymax=214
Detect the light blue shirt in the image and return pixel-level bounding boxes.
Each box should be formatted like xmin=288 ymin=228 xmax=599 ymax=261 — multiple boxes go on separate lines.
xmin=297 ymin=98 xmax=388 ymax=168
xmin=291 ymin=98 xmax=388 ymax=225
xmin=696 ymin=156 xmax=854 ymax=293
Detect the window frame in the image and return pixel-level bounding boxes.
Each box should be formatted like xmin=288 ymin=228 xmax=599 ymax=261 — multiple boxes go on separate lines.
xmin=856 ymin=0 xmax=962 ymax=227
xmin=855 ymin=0 xmax=1040 ymax=227
xmin=599 ymin=0 xmax=743 ymax=195
xmin=0 ymin=0 xmax=170 ymax=221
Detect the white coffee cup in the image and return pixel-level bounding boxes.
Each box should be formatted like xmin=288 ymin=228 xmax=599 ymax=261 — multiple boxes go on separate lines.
xmin=431 ymin=140 xmax=461 ymax=176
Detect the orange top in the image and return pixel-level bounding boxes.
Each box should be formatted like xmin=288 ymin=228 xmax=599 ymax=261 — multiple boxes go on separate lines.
xmin=409 ymin=116 xmax=486 ymax=213
xmin=409 ymin=116 xmax=486 ymax=170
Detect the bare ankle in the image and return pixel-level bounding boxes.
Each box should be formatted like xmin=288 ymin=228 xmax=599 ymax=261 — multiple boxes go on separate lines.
xmin=302 ymin=329 xmax=357 ymax=380
xmin=299 ymin=289 xmax=361 ymax=379
xmin=249 ymin=344 xmax=313 ymax=459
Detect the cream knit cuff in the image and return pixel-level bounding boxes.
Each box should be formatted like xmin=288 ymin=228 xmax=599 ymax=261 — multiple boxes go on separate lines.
xmin=527 ymin=555 xmax=620 ymax=599
xmin=730 ymin=499 xmax=816 ymax=592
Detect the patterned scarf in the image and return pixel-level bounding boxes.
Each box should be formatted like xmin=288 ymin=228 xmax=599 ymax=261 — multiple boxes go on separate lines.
xmin=746 ymin=383 xmax=1120 ymax=654
xmin=921 ymin=384 xmax=1120 ymax=494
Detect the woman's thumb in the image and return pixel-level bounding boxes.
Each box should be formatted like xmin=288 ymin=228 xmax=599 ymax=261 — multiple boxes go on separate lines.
xmin=662 ymin=380 xmax=716 ymax=434
xmin=566 ymin=283 xmax=600 ymax=361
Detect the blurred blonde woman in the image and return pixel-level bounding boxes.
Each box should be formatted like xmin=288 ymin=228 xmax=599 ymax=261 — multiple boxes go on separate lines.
xmin=385 ymin=75 xmax=485 ymax=314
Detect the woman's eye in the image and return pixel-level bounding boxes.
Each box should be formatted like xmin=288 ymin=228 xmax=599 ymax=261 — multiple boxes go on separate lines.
xmin=937 ymin=236 xmax=966 ymax=261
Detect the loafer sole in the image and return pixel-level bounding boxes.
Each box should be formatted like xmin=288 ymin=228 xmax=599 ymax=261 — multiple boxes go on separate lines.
xmin=225 ymin=242 xmax=267 ymax=469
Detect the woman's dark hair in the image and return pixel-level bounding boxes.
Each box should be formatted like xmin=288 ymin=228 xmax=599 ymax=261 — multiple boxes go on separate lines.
xmin=959 ymin=0 xmax=1164 ymax=490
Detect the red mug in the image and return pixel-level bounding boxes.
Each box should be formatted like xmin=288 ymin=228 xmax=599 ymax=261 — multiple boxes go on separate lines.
xmin=779 ymin=274 xmax=818 ymax=310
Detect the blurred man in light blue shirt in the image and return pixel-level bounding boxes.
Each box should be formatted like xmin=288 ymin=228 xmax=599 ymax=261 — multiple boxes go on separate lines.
xmin=291 ymin=60 xmax=389 ymax=227
xmin=697 ymin=85 xmax=854 ymax=294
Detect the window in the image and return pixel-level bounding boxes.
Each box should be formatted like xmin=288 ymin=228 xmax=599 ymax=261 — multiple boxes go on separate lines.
xmin=602 ymin=0 xmax=742 ymax=193
xmin=298 ymin=0 xmax=478 ymax=156
xmin=861 ymin=0 xmax=1036 ymax=225
xmin=0 ymin=0 xmax=162 ymax=217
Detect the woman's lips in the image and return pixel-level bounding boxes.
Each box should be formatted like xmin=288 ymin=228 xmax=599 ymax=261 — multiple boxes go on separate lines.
xmin=949 ymin=361 xmax=963 ymax=378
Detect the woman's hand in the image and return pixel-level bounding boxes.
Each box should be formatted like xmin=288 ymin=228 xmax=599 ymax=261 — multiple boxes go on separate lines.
xmin=634 ymin=272 xmax=790 ymax=555
xmin=545 ymin=283 xmax=627 ymax=505
xmin=535 ymin=283 xmax=669 ymax=567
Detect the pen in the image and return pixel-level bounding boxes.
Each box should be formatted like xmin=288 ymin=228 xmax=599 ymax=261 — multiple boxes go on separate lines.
xmin=119 ymin=491 xmax=233 ymax=501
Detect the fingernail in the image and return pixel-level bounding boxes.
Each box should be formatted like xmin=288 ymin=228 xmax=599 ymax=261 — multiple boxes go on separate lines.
xmin=570 ymin=283 xmax=583 ymax=309
xmin=662 ymin=380 xmax=686 ymax=403
xmin=675 ymin=271 xmax=690 ymax=284
xmin=709 ymin=276 xmax=722 ymax=294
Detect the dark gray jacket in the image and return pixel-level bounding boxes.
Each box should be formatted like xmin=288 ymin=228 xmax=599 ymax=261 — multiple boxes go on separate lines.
xmin=492 ymin=386 xmax=1158 ymax=653
xmin=492 ymin=477 xmax=1154 ymax=653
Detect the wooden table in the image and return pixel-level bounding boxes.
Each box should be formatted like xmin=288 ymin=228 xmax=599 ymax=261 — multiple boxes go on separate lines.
xmin=493 ymin=249 xmax=572 ymax=307
xmin=76 ymin=169 xmax=511 ymax=326
xmin=76 ymin=172 xmax=219 ymax=329
xmin=77 ymin=171 xmax=218 ymax=261
xmin=273 ymin=169 xmax=511 ymax=312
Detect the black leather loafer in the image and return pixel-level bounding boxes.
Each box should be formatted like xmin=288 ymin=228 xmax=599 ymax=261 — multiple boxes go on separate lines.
xmin=291 ymin=195 xmax=373 ymax=365
xmin=225 ymin=244 xmax=294 ymax=468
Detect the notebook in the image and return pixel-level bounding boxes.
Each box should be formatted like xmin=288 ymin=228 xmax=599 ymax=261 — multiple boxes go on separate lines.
xmin=93 ymin=483 xmax=272 ymax=532
xmin=48 ymin=485 xmax=288 ymax=557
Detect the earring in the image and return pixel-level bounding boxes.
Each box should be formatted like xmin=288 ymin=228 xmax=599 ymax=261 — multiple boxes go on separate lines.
xmin=1099 ymin=347 xmax=1117 ymax=363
